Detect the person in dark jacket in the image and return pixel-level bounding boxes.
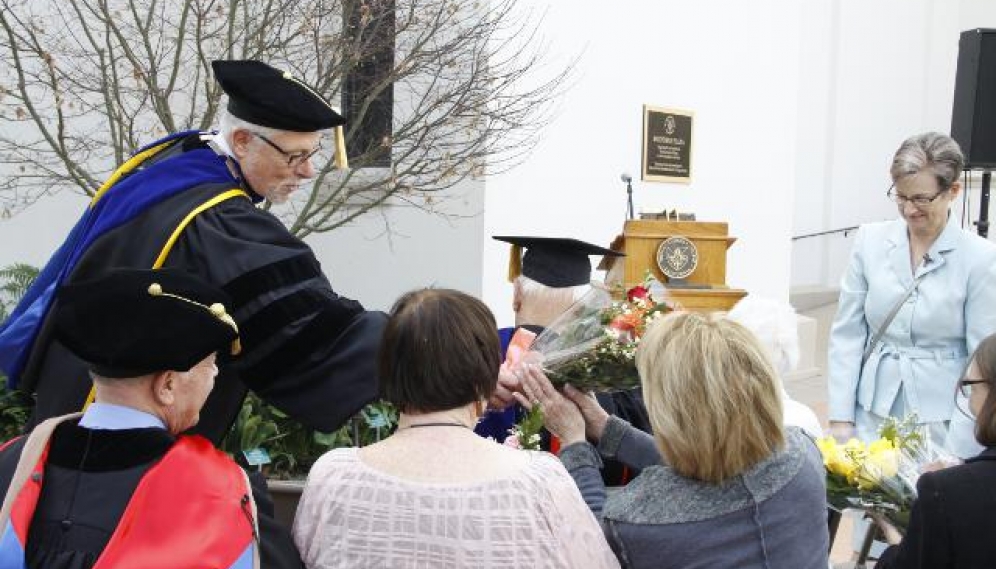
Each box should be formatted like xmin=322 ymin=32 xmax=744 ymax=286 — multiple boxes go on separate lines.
xmin=873 ymin=332 xmax=996 ymax=568
xmin=517 ymin=311 xmax=829 ymax=569
xmin=0 ymin=60 xmax=385 ymax=444
xmin=0 ymin=268 xmax=302 ymax=569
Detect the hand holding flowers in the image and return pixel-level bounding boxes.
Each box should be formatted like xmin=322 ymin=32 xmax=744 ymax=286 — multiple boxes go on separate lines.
xmin=512 ymin=363 xmax=609 ymax=447
xmin=817 ymin=415 xmax=958 ymax=531
xmin=514 ymin=364 xmax=586 ymax=446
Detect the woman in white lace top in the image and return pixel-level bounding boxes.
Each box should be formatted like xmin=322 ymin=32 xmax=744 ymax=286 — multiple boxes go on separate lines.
xmin=292 ymin=288 xmax=619 ymax=569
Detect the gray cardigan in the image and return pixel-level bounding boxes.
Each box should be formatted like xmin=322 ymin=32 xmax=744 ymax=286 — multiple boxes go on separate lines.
xmin=560 ymin=418 xmax=829 ymax=569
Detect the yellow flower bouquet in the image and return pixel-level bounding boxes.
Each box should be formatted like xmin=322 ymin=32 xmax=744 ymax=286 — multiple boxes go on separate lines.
xmin=817 ymin=415 xmax=945 ymax=530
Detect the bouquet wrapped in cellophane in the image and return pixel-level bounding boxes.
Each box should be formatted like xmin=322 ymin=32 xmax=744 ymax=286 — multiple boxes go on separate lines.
xmin=817 ymin=415 xmax=959 ymax=530
xmin=530 ymin=278 xmax=673 ymax=392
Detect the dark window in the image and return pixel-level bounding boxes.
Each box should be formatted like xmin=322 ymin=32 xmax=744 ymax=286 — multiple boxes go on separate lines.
xmin=342 ymin=0 xmax=395 ymax=168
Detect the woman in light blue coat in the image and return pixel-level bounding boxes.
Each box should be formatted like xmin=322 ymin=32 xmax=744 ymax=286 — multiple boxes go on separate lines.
xmin=828 ymin=132 xmax=996 ymax=458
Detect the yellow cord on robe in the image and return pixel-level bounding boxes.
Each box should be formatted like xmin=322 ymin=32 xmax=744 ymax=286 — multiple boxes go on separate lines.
xmin=152 ymin=189 xmax=249 ymax=268
xmin=89 ymin=140 xmax=176 ymax=207
xmin=81 ymin=188 xmax=250 ymax=411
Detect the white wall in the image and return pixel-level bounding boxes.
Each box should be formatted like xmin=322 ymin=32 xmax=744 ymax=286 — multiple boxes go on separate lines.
xmin=483 ymin=0 xmax=804 ymax=326
xmin=305 ymin=182 xmax=484 ymax=311
xmin=791 ymin=0 xmax=996 ymax=289
xmin=0 ymin=194 xmax=82 ymax=268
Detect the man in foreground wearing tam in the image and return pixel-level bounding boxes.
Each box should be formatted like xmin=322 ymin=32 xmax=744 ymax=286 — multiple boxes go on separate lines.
xmin=479 ymin=236 xmax=651 ymax=484
xmin=0 ymin=269 xmax=302 ymax=569
xmin=0 ymin=60 xmax=385 ymax=444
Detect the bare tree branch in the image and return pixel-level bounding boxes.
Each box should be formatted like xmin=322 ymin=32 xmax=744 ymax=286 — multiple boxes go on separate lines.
xmin=0 ymin=0 xmax=573 ymax=237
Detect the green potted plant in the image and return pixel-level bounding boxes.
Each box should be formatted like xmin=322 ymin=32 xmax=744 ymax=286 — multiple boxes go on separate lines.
xmin=222 ymin=394 xmax=398 ymax=526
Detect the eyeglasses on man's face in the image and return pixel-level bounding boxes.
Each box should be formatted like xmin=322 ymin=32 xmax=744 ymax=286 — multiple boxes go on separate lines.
xmin=252 ymin=132 xmax=322 ymax=167
xmin=886 ymin=184 xmax=948 ymax=208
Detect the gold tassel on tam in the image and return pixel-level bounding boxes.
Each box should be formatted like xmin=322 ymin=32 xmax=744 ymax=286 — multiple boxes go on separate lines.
xmin=333 ymin=125 xmax=349 ymax=169
xmin=507 ymin=244 xmax=522 ymax=282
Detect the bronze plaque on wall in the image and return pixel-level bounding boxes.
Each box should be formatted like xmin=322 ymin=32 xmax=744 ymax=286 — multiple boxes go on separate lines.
xmin=642 ymin=105 xmax=693 ymax=183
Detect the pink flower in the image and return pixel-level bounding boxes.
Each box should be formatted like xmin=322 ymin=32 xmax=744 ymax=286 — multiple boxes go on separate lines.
xmin=503 ymin=433 xmax=521 ymax=449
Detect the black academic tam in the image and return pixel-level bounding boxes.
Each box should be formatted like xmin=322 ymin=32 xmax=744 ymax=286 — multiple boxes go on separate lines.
xmin=493 ymin=235 xmax=623 ymax=288
xmin=54 ymin=268 xmax=239 ymax=378
xmin=213 ymin=59 xmax=345 ymax=132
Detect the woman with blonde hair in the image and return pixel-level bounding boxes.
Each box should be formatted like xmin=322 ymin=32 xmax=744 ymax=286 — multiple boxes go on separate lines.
xmin=517 ymin=311 xmax=828 ymax=568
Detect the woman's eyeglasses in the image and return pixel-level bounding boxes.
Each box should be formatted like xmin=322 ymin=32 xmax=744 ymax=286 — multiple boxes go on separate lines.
xmin=886 ymin=185 xmax=948 ymax=207
xmin=955 ymin=377 xmax=988 ymax=418
xmin=958 ymin=377 xmax=989 ymax=399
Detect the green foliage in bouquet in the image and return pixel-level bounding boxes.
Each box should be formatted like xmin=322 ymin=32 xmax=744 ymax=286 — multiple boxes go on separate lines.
xmin=537 ymin=278 xmax=672 ymax=392
xmin=222 ymin=394 xmax=398 ymax=479
xmin=544 ymin=342 xmax=642 ymax=392
xmin=504 ymin=405 xmax=544 ymax=450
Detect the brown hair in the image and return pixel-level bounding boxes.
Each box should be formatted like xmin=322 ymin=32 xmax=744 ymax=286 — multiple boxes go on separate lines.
xmin=971 ymin=334 xmax=996 ymax=446
xmin=636 ymin=311 xmax=785 ymax=483
xmin=378 ymin=288 xmax=501 ymax=413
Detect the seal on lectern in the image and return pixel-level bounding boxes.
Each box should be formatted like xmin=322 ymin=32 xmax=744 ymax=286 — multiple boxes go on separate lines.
xmin=656 ymin=236 xmax=698 ymax=280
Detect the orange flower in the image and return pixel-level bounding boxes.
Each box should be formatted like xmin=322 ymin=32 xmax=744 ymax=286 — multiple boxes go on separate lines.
xmin=610 ymin=311 xmax=644 ymax=335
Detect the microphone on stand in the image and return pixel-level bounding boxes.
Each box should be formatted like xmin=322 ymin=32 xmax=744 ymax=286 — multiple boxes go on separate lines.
xmin=621 ymin=172 xmax=634 ymax=220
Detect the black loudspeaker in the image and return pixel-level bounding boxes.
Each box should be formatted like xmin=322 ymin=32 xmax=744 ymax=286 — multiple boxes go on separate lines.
xmin=951 ymin=29 xmax=996 ymax=169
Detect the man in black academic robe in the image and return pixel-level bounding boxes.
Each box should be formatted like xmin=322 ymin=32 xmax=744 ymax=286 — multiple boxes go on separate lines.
xmin=0 ymin=60 xmax=385 ymax=444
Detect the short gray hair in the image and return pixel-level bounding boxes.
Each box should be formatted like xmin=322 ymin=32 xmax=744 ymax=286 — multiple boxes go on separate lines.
xmin=516 ymin=275 xmax=590 ymax=305
xmin=890 ymin=132 xmax=964 ymax=189
xmin=217 ymin=106 xmax=281 ymax=147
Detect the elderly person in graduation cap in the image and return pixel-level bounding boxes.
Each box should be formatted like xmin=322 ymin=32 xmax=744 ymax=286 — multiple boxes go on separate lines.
xmin=0 ymin=268 xmax=302 ymax=569
xmin=479 ymin=236 xmax=650 ymax=484
xmin=0 ymin=60 xmax=385 ymax=443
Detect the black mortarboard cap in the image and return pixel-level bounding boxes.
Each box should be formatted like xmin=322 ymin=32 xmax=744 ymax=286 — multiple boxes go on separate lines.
xmin=54 ymin=268 xmax=240 ymax=378
xmin=493 ymin=236 xmax=624 ymax=288
xmin=212 ymin=60 xmax=345 ymax=132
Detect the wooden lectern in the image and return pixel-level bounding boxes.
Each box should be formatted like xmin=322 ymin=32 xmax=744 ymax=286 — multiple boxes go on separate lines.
xmin=603 ymin=220 xmax=747 ymax=312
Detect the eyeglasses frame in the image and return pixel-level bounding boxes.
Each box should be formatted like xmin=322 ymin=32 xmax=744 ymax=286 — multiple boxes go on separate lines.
xmin=252 ymin=132 xmax=322 ymax=167
xmin=955 ymin=378 xmax=988 ymax=418
xmin=960 ymin=378 xmax=988 ymax=392
xmin=885 ymin=182 xmax=949 ymax=208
